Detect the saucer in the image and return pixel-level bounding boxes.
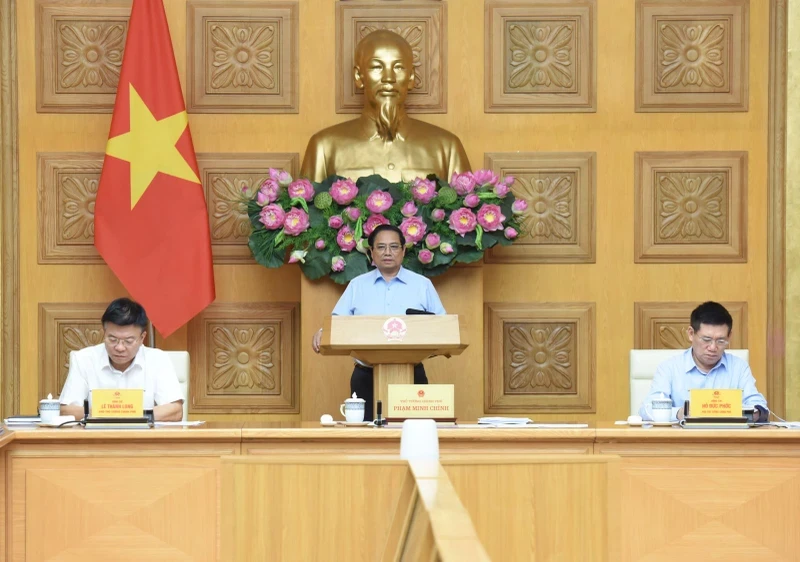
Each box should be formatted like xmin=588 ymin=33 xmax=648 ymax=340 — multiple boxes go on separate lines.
xmin=629 ymin=420 xmax=675 ymax=427
xmin=336 ymin=421 xmax=372 ymax=427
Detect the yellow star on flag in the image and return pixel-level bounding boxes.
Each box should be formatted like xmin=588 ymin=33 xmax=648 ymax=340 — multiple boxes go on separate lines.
xmin=106 ymin=83 xmax=200 ymax=209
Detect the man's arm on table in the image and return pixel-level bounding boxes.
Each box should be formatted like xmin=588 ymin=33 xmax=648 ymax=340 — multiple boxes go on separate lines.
xmin=59 ymin=351 xmax=89 ymax=419
xmin=153 ymin=401 xmax=183 ymax=422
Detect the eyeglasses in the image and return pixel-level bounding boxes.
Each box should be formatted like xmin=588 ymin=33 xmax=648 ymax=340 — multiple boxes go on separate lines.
xmin=104 ymin=335 xmax=141 ymax=348
xmin=698 ymin=336 xmax=729 ymax=348
xmin=374 ymin=244 xmax=403 ymax=254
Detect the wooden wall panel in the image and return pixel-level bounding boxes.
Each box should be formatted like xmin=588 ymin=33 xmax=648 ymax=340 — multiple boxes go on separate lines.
xmin=634 ymin=301 xmax=748 ymax=349
xmin=485 ymin=302 xmax=595 ymax=413
xmin=484 ymin=152 xmax=595 ymax=263
xmin=38 ymin=303 xmax=106 ymax=400
xmin=188 ymin=302 xmax=300 ymax=414
xmin=484 ymin=0 xmax=596 ymax=113
xmin=635 ymin=0 xmax=749 ymax=112
xmin=335 ymin=0 xmax=447 ymax=113
xmin=36 ymin=1 xmax=131 ymax=113
xmin=186 ymin=1 xmax=299 ymax=114
xmin=635 ymin=151 xmax=747 ymax=263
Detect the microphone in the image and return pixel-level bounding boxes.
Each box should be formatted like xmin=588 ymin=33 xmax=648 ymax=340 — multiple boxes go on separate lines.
xmin=374 ymin=400 xmax=386 ymax=426
xmin=405 ymin=308 xmax=434 ymax=315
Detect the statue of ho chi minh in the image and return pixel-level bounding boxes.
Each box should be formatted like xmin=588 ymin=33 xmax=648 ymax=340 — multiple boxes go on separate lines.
xmin=300 ymin=30 xmax=470 ymax=183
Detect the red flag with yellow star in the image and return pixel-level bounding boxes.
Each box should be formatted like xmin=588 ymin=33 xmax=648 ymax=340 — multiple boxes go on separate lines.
xmin=95 ymin=0 xmax=215 ymax=337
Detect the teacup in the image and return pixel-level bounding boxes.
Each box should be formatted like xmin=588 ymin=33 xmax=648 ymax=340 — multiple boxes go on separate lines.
xmin=340 ymin=396 xmax=366 ymax=423
xmin=39 ymin=394 xmax=61 ymax=425
xmin=651 ymin=398 xmax=673 ymax=423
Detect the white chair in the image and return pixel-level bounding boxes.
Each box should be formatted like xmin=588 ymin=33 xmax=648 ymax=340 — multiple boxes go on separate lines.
xmin=165 ymin=351 xmax=190 ymax=421
xmin=629 ymin=349 xmax=749 ymax=416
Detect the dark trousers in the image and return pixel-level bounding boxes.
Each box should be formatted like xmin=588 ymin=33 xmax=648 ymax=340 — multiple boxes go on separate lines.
xmin=351 ymin=363 xmax=428 ymax=421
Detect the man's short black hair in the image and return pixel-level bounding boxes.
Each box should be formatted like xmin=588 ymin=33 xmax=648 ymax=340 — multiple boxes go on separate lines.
xmin=690 ymin=301 xmax=732 ymax=333
xmin=368 ymin=224 xmax=406 ymax=248
xmin=101 ymin=298 xmax=148 ymax=330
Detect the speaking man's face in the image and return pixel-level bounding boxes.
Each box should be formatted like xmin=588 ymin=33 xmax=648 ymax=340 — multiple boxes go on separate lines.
xmin=371 ymin=230 xmax=405 ymax=275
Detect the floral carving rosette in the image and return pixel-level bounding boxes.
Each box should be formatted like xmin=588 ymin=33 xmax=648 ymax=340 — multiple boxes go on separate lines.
xmin=244 ymin=170 xmax=524 ymax=284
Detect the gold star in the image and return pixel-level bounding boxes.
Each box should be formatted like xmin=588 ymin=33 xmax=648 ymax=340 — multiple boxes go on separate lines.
xmin=106 ymin=84 xmax=200 ymax=209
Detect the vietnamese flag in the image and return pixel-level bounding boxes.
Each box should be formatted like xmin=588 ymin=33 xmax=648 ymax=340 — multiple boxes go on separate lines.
xmin=95 ymin=0 xmax=215 ymax=337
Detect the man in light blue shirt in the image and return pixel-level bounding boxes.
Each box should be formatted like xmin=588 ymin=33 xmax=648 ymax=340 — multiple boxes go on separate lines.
xmin=639 ymin=301 xmax=768 ymax=422
xmin=312 ymin=224 xmax=445 ymax=419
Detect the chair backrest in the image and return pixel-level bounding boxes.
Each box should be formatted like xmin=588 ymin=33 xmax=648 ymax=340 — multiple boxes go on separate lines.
xmin=165 ymin=351 xmax=190 ymax=421
xmin=629 ymin=349 xmax=750 ymax=415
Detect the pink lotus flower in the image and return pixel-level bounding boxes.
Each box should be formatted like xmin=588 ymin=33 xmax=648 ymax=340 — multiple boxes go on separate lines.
xmin=512 ymin=199 xmax=528 ymax=215
xmin=411 ymin=178 xmax=437 ymax=204
xmin=504 ymin=175 xmax=515 ymax=186
xmin=464 ymin=194 xmax=480 ymax=208
xmin=504 ymin=227 xmax=518 ymax=239
xmin=477 ymin=204 xmax=506 ymax=232
xmin=363 ymin=214 xmax=390 ymax=235
xmin=288 ymin=179 xmax=315 ymax=202
xmin=269 ymin=168 xmax=293 ymax=187
xmin=450 ymin=172 xmax=476 ymax=195
xmin=425 ymin=233 xmax=441 ymax=249
xmin=401 ymin=201 xmax=418 ymax=217
xmin=448 ymin=207 xmax=477 ymax=236
xmin=330 ymin=179 xmax=358 ymax=205
xmin=288 ymin=250 xmax=307 ymax=264
xmin=328 ymin=215 xmax=344 ymax=229
xmin=494 ymin=183 xmax=510 ymax=197
xmin=418 ymin=249 xmax=434 ymax=264
xmin=258 ymin=178 xmax=280 ymax=205
xmin=337 ymin=226 xmax=357 ymax=252
xmin=259 ymin=204 xmax=285 ymax=230
xmin=283 ymin=208 xmax=310 ymax=236
xmin=345 ymin=206 xmax=362 ymax=221
xmin=400 ymin=216 xmax=427 ymax=244
xmin=366 ymin=190 xmax=393 ymax=213
xmin=315 ymin=239 xmax=326 ymax=250
xmin=431 ymin=208 xmax=446 ymax=222
xmin=440 ymin=242 xmax=454 ymax=254
xmin=472 ymin=169 xmax=499 ymax=187
xmin=331 ymin=255 xmax=346 ymax=272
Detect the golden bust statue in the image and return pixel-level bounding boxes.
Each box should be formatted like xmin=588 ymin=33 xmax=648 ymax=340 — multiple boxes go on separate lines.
xmin=300 ymin=30 xmax=470 ymax=183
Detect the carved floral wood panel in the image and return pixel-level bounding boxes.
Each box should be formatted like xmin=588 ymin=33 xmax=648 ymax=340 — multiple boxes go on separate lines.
xmin=484 ymin=152 xmax=595 ymax=263
xmin=336 ymin=1 xmax=447 ymax=113
xmin=485 ymin=0 xmax=596 ymax=113
xmin=39 ymin=303 xmax=107 ymax=399
xmin=38 ymin=153 xmax=104 ymax=264
xmin=188 ymin=302 xmax=299 ymax=413
xmin=197 ymin=153 xmax=299 ymax=263
xmin=634 ymin=302 xmax=748 ymax=349
xmin=485 ymin=302 xmax=595 ymax=412
xmin=187 ymin=1 xmax=299 ymax=113
xmin=635 ymin=151 xmax=747 ymax=262
xmin=636 ymin=0 xmax=749 ymax=112
xmin=37 ymin=1 xmax=131 ymax=113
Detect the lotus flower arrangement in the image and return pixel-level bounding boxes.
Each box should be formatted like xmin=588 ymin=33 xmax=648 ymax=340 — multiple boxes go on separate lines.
xmin=244 ymin=170 xmax=524 ymax=284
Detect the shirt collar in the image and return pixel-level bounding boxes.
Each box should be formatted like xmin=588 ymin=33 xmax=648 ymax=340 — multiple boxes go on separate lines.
xmin=101 ymin=344 xmax=145 ymax=374
xmin=371 ymin=266 xmax=408 ymax=285
xmin=683 ymin=346 xmax=728 ymax=375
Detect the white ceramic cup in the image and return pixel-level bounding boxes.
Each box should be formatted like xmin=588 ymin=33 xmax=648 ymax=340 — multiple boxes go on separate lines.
xmin=39 ymin=396 xmax=61 ymax=425
xmin=651 ymin=398 xmax=673 ymax=423
xmin=340 ymin=397 xmax=365 ymax=423
xmin=400 ymin=419 xmax=440 ymax=460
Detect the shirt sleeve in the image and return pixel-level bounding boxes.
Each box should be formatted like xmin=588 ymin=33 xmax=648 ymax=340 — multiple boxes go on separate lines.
xmin=153 ymin=352 xmax=184 ymax=406
xmin=331 ymin=280 xmax=356 ymax=316
xmin=425 ymin=280 xmax=446 ymax=315
xmin=738 ymin=364 xmax=768 ymax=410
xmin=59 ymin=350 xmax=90 ymax=406
xmin=638 ymin=365 xmax=679 ymax=421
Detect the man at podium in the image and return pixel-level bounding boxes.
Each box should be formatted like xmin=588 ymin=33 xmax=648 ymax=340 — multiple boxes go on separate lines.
xmin=312 ymin=224 xmax=445 ymax=420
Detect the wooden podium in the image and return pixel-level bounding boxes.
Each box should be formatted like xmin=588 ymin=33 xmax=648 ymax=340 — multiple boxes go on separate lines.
xmin=320 ymin=314 xmax=467 ymax=414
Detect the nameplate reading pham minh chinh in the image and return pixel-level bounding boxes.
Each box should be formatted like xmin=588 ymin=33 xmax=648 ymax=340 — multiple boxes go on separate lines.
xmin=387 ymin=384 xmax=455 ymax=421
xmin=90 ymin=389 xmax=144 ymax=418
xmin=689 ymin=389 xmax=743 ymax=417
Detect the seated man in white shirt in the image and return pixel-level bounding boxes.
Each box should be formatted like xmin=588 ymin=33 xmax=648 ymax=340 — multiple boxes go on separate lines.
xmin=59 ymin=298 xmax=184 ymax=422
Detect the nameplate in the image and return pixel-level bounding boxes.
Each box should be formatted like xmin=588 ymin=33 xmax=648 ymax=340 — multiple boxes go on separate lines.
xmin=387 ymin=384 xmax=454 ymax=419
xmin=90 ymin=389 xmax=144 ymax=418
xmin=690 ymin=389 xmax=743 ymax=417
